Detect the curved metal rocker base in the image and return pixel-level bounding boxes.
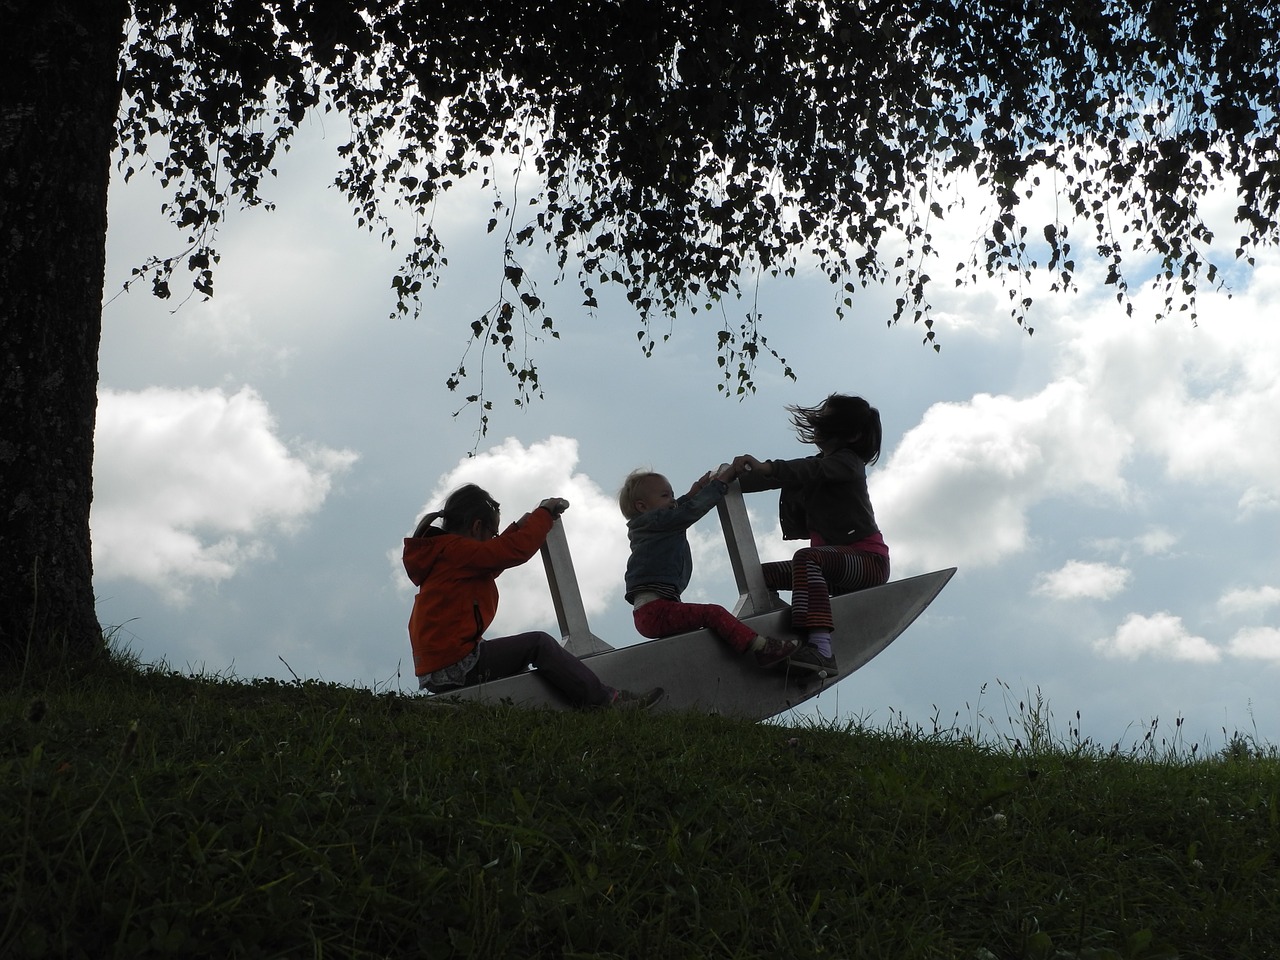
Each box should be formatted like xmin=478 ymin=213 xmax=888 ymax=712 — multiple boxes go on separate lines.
xmin=432 ymin=567 xmax=955 ymax=720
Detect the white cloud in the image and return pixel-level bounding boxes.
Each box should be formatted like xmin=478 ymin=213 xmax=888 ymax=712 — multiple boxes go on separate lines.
xmin=1066 ymin=280 xmax=1280 ymax=511
xmin=93 ymin=386 xmax=357 ymax=602
xmin=1227 ymin=627 xmax=1280 ymax=663
xmin=1238 ymin=486 xmax=1280 ymax=515
xmin=1093 ymin=612 xmax=1221 ymax=663
xmin=874 ymin=380 xmax=1133 ymax=574
xmin=1087 ymin=527 xmax=1180 ymax=563
xmin=174 ymin=293 xmax=298 ymax=372
xmin=1218 ymin=586 xmax=1280 ymax=616
xmin=1034 ymin=560 xmax=1131 ymax=601
xmin=1135 ymin=528 xmax=1179 ymax=556
xmin=860 ymin=194 xmax=1280 ymax=582
xmin=684 ymin=522 xmax=736 ymax=602
xmin=870 ymin=254 xmax=1280 ymax=579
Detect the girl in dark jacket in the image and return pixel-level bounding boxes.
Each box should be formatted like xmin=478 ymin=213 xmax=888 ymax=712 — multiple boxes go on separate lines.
xmin=733 ymin=394 xmax=891 ymax=677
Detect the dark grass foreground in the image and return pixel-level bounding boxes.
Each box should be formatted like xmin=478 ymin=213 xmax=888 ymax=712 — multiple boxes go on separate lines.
xmin=3 ymin=653 xmax=1278 ymax=959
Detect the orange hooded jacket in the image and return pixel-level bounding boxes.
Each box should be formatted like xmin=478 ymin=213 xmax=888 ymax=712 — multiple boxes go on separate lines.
xmin=402 ymin=506 xmax=555 ymax=677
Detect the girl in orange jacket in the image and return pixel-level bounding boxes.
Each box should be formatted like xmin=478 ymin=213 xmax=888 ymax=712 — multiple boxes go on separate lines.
xmin=403 ymin=483 xmax=662 ymax=709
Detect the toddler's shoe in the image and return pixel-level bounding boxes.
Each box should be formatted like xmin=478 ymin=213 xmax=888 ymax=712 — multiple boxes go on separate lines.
xmin=610 ymin=687 xmax=666 ymax=710
xmin=753 ymin=634 xmax=801 ymax=668
xmin=788 ymin=645 xmax=838 ymax=678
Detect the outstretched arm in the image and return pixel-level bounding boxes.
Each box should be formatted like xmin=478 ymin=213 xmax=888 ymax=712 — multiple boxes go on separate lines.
xmin=684 ymin=471 xmax=712 ymax=497
xmin=510 ymin=497 xmax=571 ymax=530
xmin=684 ymin=463 xmax=736 ymax=498
xmin=731 ymin=454 xmax=770 ymax=476
xmin=731 ymin=454 xmax=784 ymax=493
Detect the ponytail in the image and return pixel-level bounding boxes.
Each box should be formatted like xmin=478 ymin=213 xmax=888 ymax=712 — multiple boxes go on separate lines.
xmin=411 ymin=510 xmax=445 ymax=538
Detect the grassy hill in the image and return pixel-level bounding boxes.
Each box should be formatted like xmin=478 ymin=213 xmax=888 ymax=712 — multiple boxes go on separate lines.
xmin=3 ymin=650 xmax=1278 ymax=959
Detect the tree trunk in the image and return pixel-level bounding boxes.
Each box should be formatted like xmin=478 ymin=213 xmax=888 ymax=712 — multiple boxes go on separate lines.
xmin=0 ymin=0 xmax=128 ymax=665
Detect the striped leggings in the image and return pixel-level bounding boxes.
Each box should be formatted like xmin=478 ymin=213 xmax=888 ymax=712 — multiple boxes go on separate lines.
xmin=762 ymin=546 xmax=890 ymax=633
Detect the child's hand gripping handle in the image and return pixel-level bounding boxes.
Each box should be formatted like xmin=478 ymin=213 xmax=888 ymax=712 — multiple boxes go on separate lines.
xmin=539 ymin=497 xmax=570 ymax=518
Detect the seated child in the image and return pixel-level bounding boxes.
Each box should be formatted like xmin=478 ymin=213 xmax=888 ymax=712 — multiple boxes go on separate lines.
xmin=405 ymin=483 xmax=664 ymax=709
xmin=733 ymin=393 xmax=892 ymax=678
xmin=619 ymin=465 xmax=800 ymax=667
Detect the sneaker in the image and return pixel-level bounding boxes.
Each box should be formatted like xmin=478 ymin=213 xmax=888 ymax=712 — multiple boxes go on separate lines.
xmin=610 ymin=687 xmax=666 ymax=710
xmin=753 ymin=634 xmax=801 ymax=668
xmin=788 ymin=645 xmax=838 ymax=678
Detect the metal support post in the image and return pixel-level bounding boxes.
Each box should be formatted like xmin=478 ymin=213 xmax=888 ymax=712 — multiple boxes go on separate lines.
xmin=540 ymin=520 xmax=615 ymax=657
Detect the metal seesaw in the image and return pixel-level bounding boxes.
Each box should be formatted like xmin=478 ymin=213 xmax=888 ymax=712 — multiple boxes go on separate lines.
xmin=433 ymin=482 xmax=955 ymax=720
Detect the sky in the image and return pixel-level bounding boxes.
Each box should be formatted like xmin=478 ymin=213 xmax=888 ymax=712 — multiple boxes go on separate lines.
xmin=94 ymin=118 xmax=1280 ymax=754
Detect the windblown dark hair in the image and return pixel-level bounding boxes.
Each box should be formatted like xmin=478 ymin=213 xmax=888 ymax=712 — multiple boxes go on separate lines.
xmin=788 ymin=393 xmax=882 ymax=465
xmin=412 ymin=483 xmax=501 ymax=538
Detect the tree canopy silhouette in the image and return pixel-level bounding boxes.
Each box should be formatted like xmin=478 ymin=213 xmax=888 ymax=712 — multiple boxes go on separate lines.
xmin=3 ymin=0 xmax=1278 ymax=659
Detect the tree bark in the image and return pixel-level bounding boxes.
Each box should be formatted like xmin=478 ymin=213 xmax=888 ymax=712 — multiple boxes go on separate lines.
xmin=0 ymin=0 xmax=128 ymax=664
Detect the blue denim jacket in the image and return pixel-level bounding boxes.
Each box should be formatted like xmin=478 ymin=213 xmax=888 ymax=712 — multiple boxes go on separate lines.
xmin=623 ymin=479 xmax=727 ymax=602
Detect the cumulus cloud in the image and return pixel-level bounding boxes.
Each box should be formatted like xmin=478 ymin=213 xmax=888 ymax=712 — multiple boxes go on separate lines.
xmin=175 ymin=293 xmax=297 ymax=371
xmin=873 ymin=381 xmax=1133 ymax=574
xmin=1034 ymin=560 xmax=1131 ymax=601
xmin=1218 ymin=585 xmax=1280 ymax=616
xmin=1093 ymin=612 xmax=1221 ymax=663
xmin=93 ymin=386 xmax=357 ymax=602
xmin=870 ymin=260 xmax=1280 ymax=577
xmin=1135 ymin=528 xmax=1179 ymax=556
xmin=1227 ymin=627 xmax=1280 ymax=663
xmin=1087 ymin=527 xmax=1180 ymax=563
xmin=1065 ymin=278 xmax=1280 ymax=510
xmin=684 ymin=522 xmax=737 ymax=602
xmin=860 ymin=184 xmax=1280 ymax=581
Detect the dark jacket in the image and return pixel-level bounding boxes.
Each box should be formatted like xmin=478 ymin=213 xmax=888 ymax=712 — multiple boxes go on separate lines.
xmin=738 ymin=446 xmax=880 ymax=544
xmin=402 ymin=507 xmax=554 ymax=676
xmin=623 ymin=479 xmax=727 ymax=601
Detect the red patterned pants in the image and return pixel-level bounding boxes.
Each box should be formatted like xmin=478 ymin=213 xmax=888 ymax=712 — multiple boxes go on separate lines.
xmin=632 ymin=598 xmax=758 ymax=653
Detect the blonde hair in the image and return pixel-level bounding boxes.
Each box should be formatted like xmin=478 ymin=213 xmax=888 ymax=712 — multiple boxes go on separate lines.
xmin=618 ymin=468 xmax=662 ymax=519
